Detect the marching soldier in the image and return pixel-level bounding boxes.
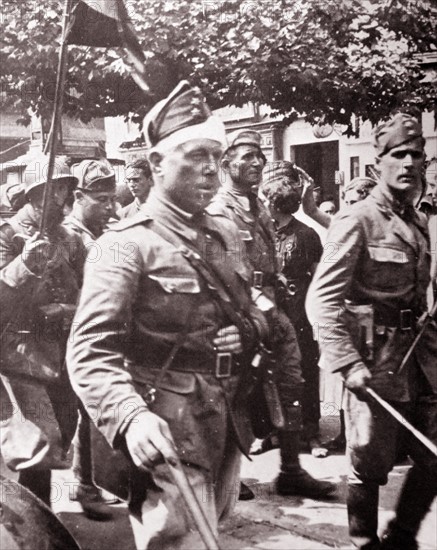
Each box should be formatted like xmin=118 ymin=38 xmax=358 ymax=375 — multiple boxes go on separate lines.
xmin=63 ymin=159 xmax=118 ymax=520
xmin=0 ymin=156 xmax=84 ymax=505
xmin=208 ymin=131 xmax=336 ymax=498
xmin=306 ymin=113 xmax=437 ymax=549
xmin=67 ymin=81 xmax=270 ymax=549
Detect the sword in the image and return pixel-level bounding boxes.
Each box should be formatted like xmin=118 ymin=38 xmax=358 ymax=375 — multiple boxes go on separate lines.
xmin=366 ymin=388 xmax=437 ymax=457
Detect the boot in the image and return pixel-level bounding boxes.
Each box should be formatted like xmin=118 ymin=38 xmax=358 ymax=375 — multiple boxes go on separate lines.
xmin=380 ymin=522 xmax=418 ymax=550
xmin=71 ymin=483 xmax=113 ymax=521
xmin=326 ymin=409 xmax=346 ymax=452
xmin=238 ymin=481 xmax=255 ymax=501
xmin=72 ymin=406 xmax=113 ymax=521
xmin=347 ymin=482 xmax=380 ymax=549
xmin=276 ymin=431 xmax=336 ymax=498
xmin=18 ymin=469 xmax=52 ymax=507
xmin=381 ymin=466 xmax=436 ymax=550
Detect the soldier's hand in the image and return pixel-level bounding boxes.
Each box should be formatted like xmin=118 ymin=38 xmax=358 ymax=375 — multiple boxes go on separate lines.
xmin=125 ymin=411 xmax=178 ymax=470
xmin=296 ymin=166 xmax=314 ymax=191
xmin=21 ymin=233 xmax=53 ymax=275
xmin=214 ymin=325 xmax=243 ymax=354
xmin=343 ymin=362 xmax=372 ymax=401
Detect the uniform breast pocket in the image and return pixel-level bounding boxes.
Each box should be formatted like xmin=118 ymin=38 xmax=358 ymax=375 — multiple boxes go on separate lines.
xmin=140 ymin=274 xmax=201 ymax=331
xmin=366 ymin=245 xmax=413 ymax=291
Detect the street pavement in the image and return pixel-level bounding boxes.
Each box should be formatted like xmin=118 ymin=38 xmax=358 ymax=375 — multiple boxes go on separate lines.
xmin=2 ymin=413 xmax=436 ymax=549
xmin=44 ymin=415 xmax=437 ymax=549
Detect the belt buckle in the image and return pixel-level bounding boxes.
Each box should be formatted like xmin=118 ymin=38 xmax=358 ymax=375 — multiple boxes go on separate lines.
xmin=400 ymin=309 xmax=413 ymax=331
xmin=215 ymin=352 xmax=232 ymax=378
xmin=253 ymin=271 xmax=263 ymax=289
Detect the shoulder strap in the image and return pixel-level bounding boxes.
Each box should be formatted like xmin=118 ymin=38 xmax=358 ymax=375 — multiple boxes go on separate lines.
xmin=149 ymin=219 xmax=250 ymax=332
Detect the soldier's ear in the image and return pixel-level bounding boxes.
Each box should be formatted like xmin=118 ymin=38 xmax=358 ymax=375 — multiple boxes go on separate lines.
xmin=148 ymin=151 xmax=163 ymax=176
xmin=74 ymin=189 xmax=84 ymax=203
xmin=221 ymin=157 xmax=230 ymax=172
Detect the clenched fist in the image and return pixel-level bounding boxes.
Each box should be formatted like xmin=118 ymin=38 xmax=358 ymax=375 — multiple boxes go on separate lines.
xmin=342 ymin=362 xmax=372 ymax=401
xmin=125 ymin=411 xmax=178 ymax=470
xmin=21 ymin=233 xmax=53 ymax=275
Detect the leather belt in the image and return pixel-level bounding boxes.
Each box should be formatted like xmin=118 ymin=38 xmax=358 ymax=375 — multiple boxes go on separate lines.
xmin=171 ymin=352 xmax=241 ymax=378
xmin=129 ymin=351 xmax=241 ymax=380
xmin=374 ymin=308 xmax=418 ymax=331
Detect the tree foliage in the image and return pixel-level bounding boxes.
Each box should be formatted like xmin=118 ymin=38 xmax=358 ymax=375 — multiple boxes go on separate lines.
xmin=1 ymin=0 xmax=436 ymax=130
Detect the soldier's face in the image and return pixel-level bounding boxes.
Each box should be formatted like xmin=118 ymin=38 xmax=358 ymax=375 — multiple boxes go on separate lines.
xmin=77 ymin=190 xmax=117 ymax=231
xmin=157 ymin=139 xmax=223 ymax=214
xmin=377 ymin=138 xmax=424 ymax=197
xmin=226 ymin=145 xmax=265 ymax=189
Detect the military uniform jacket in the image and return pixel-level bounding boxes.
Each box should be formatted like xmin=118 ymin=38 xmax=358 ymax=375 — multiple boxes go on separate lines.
xmin=207 ymin=187 xmax=304 ymax=391
xmin=119 ymin=198 xmax=142 ymax=219
xmin=0 ymin=204 xmax=85 ymax=470
xmin=306 ymin=186 xmax=437 ymax=401
xmin=67 ymin=194 xmax=264 ymax=473
xmin=1 ymin=204 xmax=85 ymax=371
xmin=208 ymin=188 xmax=278 ymax=292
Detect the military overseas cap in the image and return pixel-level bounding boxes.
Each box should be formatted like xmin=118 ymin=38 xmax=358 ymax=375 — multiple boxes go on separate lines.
xmin=23 ymin=154 xmax=78 ymax=197
xmin=72 ymin=160 xmax=116 ymax=192
xmin=143 ymin=80 xmax=227 ymax=152
xmin=225 ymin=129 xmax=267 ymax=162
xmin=373 ymin=113 xmax=424 ymax=157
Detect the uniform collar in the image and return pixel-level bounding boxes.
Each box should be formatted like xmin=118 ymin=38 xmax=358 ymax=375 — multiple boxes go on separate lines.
xmin=64 ymin=214 xmax=98 ymax=240
xmin=221 ymin=185 xmax=251 ymax=212
xmin=371 ymin=186 xmax=417 ymax=222
xmin=144 ymin=191 xmax=199 ymax=242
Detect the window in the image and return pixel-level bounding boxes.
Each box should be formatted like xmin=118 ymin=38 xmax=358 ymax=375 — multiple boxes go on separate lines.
xmin=350 ymin=156 xmax=359 ymax=179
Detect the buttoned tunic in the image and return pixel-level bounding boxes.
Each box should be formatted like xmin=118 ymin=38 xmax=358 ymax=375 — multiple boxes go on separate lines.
xmin=306 ymin=186 xmax=437 ymax=483
xmin=67 ymin=194 xmax=263 ymax=474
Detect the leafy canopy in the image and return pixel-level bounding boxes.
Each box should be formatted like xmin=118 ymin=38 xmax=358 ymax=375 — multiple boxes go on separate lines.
xmin=1 ymin=0 xmax=436 ymax=130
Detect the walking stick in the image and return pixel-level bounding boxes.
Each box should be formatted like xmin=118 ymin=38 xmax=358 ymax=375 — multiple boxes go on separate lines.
xmin=163 ymin=439 xmax=221 ymax=550
xmin=366 ymin=388 xmax=437 ymax=457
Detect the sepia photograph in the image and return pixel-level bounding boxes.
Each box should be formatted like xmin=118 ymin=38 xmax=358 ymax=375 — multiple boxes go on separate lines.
xmin=0 ymin=1 xmax=436 ymax=548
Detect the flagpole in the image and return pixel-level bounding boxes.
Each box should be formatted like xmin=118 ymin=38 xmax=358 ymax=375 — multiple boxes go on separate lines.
xmin=40 ymin=0 xmax=73 ymax=234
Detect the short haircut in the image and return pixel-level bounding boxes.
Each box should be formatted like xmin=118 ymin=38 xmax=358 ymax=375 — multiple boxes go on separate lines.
xmin=126 ymin=158 xmax=152 ymax=178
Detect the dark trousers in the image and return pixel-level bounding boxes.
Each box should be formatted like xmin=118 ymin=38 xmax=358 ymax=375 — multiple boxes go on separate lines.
xmin=295 ymin=320 xmax=321 ymax=439
xmin=344 ymin=389 xmax=437 ymax=549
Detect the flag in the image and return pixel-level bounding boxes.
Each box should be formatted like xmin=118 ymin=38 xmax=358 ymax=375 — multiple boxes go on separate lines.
xmin=67 ymin=0 xmax=150 ymax=94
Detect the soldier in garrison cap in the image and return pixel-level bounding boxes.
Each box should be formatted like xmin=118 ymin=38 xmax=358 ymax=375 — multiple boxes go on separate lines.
xmin=63 ymin=159 xmax=118 ymax=521
xmin=0 ymin=155 xmax=85 ymax=505
xmin=65 ymin=159 xmax=117 ymax=244
xmin=208 ymin=134 xmax=336 ymax=499
xmin=307 ymin=112 xmax=437 ymax=550
xmin=67 ymin=81 xmax=270 ymax=549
